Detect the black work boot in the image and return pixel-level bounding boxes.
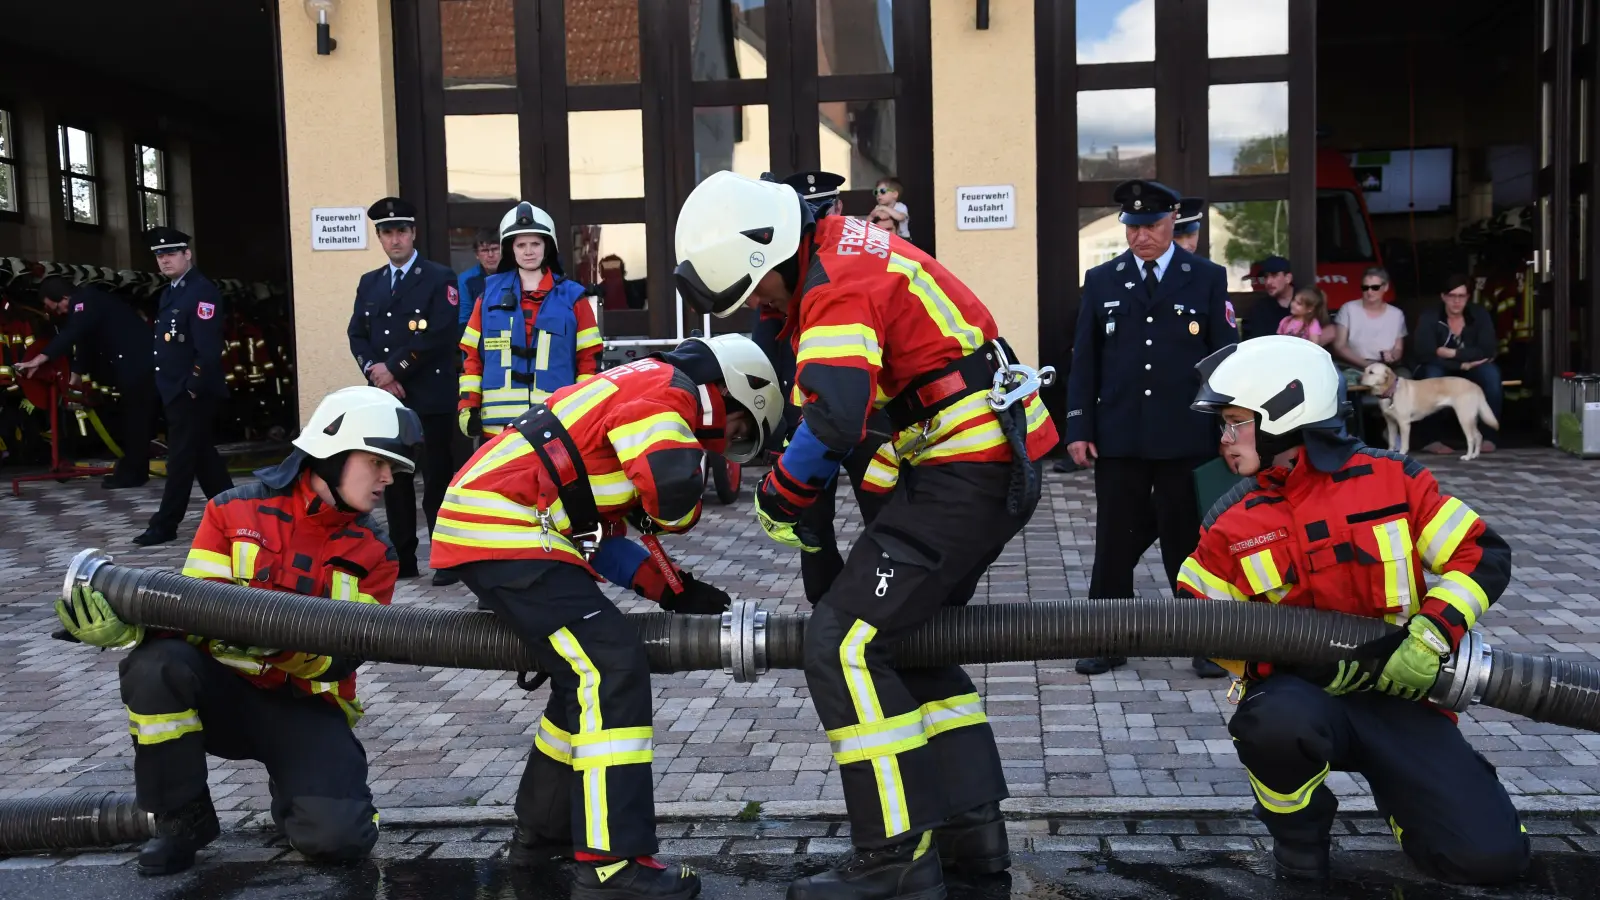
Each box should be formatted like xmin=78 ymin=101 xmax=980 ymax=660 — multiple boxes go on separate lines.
xmin=572 ymin=857 xmax=702 ymax=900
xmin=787 ymin=833 xmax=946 ymax=900
xmin=933 ymin=802 xmax=1010 ymax=875
xmin=1271 ymin=838 xmax=1331 ymax=879
xmin=506 ymin=824 xmax=573 ymax=867
xmin=137 ymin=796 xmax=220 ymax=876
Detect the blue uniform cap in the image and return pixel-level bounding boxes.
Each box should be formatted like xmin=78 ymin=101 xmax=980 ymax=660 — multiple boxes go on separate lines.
xmin=1173 ymin=197 xmax=1205 ymax=235
xmin=367 ymin=196 xmax=418 ymax=228
xmin=1114 ymin=179 xmax=1181 ymax=226
xmin=145 ymin=226 xmax=191 ymax=254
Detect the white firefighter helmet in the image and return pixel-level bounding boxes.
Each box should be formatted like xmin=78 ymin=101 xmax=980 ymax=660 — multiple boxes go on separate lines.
xmin=673 ymin=170 xmax=803 ymax=318
xmin=1191 ymin=335 xmax=1344 ymax=436
xmin=499 ymin=201 xmax=561 ymax=274
xmin=684 ymin=333 xmax=784 ymax=463
xmin=294 ymin=386 xmax=421 ymax=473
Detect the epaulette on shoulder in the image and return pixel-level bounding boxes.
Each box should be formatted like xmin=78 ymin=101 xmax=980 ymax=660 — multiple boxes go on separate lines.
xmin=211 ymin=481 xmax=278 ymax=506
xmin=1201 ymin=476 xmax=1260 ymax=529
xmin=1354 ymin=445 xmax=1425 ymax=478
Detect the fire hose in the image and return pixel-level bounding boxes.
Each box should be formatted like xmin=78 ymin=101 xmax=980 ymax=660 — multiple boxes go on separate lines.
xmin=4 ymin=548 xmax=1599 ymax=855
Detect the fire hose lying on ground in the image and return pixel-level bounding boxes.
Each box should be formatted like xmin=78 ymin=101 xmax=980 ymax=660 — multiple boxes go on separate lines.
xmin=4 ymin=547 xmax=1599 ymax=854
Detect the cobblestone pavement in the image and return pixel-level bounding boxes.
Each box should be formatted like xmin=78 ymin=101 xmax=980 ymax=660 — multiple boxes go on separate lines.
xmin=1 ymin=448 xmax=1598 ymax=818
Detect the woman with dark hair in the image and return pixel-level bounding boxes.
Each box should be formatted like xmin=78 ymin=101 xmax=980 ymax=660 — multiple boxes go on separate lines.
xmin=1411 ymin=274 xmax=1502 ymax=454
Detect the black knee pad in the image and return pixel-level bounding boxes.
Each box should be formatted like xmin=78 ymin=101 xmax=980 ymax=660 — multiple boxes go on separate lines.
xmin=281 ymin=797 xmax=378 ymax=863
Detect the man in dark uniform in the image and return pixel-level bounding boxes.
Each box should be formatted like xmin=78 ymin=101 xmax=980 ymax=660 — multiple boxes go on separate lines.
xmin=347 ymin=197 xmax=460 ymax=581
xmin=134 ymin=227 xmax=234 ymax=546
xmin=16 ymin=276 xmax=155 ymax=488
xmin=1172 ymin=196 xmax=1204 ymax=254
xmin=1064 ymin=180 xmax=1236 ymax=676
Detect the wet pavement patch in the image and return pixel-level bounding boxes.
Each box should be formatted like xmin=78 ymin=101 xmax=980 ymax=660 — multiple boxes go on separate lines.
xmin=0 ymin=851 xmax=1597 ymax=900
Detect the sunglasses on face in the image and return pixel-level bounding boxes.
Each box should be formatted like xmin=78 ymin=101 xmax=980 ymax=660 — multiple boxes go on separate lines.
xmin=875 ymin=187 xmax=893 ymax=195
xmin=1362 ymin=284 xmax=1386 ymax=292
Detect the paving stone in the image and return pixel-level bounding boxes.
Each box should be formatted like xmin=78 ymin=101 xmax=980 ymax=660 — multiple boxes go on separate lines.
xmin=728 ymin=839 xmax=800 ymax=854
xmin=804 ymin=838 xmax=855 ymax=855
xmin=1177 ymin=836 xmax=1259 ymax=852
xmin=1106 ymin=836 xmax=1176 ymax=852
xmin=1334 ymin=836 xmax=1401 ymax=851
xmin=657 ymin=839 xmax=729 ymax=855
xmin=58 ymin=852 xmax=138 ymax=866
xmin=1032 ymin=836 xmax=1102 ymax=852
xmin=429 ymin=841 xmax=502 ymax=859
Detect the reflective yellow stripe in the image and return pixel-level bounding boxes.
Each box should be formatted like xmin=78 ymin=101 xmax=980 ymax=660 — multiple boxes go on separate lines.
xmin=607 ymin=412 xmax=697 ymax=464
xmin=920 ymin=692 xmax=987 ymax=738
xmin=575 ymin=326 xmax=602 ymax=352
xmin=459 ymin=374 xmax=483 ymax=394
xmin=1239 ymin=549 xmax=1282 ymax=599
xmin=590 ymin=471 xmax=636 ymax=507
xmin=535 ymin=717 xmax=574 ymax=765
xmin=431 ymin=518 xmax=583 ymax=556
xmin=838 ymin=619 xmax=911 ymax=837
xmin=1417 ymin=497 xmax=1479 ymax=574
xmin=231 ymin=541 xmax=261 ymax=584
xmin=460 ymin=432 xmax=535 ymax=482
xmin=827 ymin=708 xmax=928 ymax=765
xmin=570 ymin=726 xmax=653 ymax=770
xmin=440 ymin=486 xmax=542 ymax=524
xmin=127 ymin=708 xmax=202 ymax=745
xmin=550 ymin=376 xmax=618 ymax=426
xmin=1427 ymin=570 xmax=1489 ymax=628
xmin=1177 ymin=557 xmax=1249 ymax=602
xmin=274 ymin=652 xmax=334 ymax=679
xmin=1373 ymin=519 xmax=1417 ymax=616
xmin=181 ymin=548 xmax=232 ymax=581
xmin=861 ymin=451 xmax=899 ymax=491
xmin=796 ymin=323 xmax=882 ymax=367
xmin=886 ymin=253 xmax=984 ymax=352
xmin=549 ymin=627 xmax=610 ymax=851
xmin=1247 ymin=763 xmax=1329 ymax=814
xmin=462 ymin=325 xmax=481 ymax=347
xmin=535 ymin=331 xmax=553 ymax=373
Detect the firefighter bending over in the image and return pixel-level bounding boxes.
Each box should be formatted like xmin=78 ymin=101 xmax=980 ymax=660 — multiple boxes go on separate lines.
xmin=56 ymin=387 xmax=419 ymax=875
xmin=1178 ymin=335 xmax=1527 ymax=885
xmin=673 ymin=171 xmax=1058 ymax=900
xmin=430 ymin=335 xmax=782 ymax=900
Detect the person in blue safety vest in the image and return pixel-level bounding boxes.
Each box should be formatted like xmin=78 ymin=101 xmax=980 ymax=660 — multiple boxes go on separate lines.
xmin=458 ymin=201 xmax=602 ymax=440
xmin=456 ymin=227 xmax=502 ymax=343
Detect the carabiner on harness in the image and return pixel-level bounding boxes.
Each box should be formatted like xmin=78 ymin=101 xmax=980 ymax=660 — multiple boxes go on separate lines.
xmin=985 ymin=339 xmax=1056 ymax=412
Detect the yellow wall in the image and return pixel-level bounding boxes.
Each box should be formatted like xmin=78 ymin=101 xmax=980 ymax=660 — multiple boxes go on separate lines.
xmin=930 ymin=1 xmax=1039 ymax=365
xmin=279 ymin=0 xmax=399 ymax=423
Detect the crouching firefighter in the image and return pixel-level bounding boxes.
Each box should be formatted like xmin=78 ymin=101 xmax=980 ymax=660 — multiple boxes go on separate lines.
xmin=1177 ymin=335 xmax=1528 ymax=885
xmin=673 ymin=170 xmax=1059 ymax=900
xmin=429 ymin=334 xmax=784 ymax=900
xmin=54 ymin=386 xmax=418 ymax=875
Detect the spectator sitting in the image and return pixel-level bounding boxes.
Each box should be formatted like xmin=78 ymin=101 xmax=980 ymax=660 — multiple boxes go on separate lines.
xmin=1410 ymin=273 xmax=1502 ymax=455
xmin=1242 ymin=255 xmax=1295 ymax=339
xmin=1276 ymin=286 xmax=1335 ymax=348
xmin=867 ymin=177 xmax=911 ymax=240
xmin=1331 ymin=265 xmax=1407 ymax=380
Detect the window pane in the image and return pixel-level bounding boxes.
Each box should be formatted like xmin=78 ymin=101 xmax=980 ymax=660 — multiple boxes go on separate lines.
xmin=68 ymin=176 xmax=98 ymax=224
xmin=570 ymin=223 xmax=649 ymax=311
xmin=1315 ymin=189 xmax=1375 ymax=264
xmin=1077 ymin=206 xmax=1123 ymax=287
xmin=820 ymin=98 xmax=895 ymax=192
xmin=1210 ymin=200 xmax=1288 ymax=288
xmin=445 ymin=114 xmax=520 ymax=201
xmin=1076 ymin=0 xmax=1153 ymax=64
xmin=1078 ymin=88 xmax=1155 ymax=180
xmin=440 ymin=0 xmax=516 ymax=89
xmin=818 ymin=0 xmax=892 ymax=75
xmin=0 ymin=110 xmax=12 ymax=159
xmin=0 ymin=163 xmax=15 ymax=213
xmin=566 ymin=0 xmax=640 ymax=85
xmin=143 ymin=190 xmax=168 ymax=230
xmin=692 ymin=0 xmax=769 ymax=80
xmin=140 ymin=146 xmax=165 ymax=190
xmin=1209 ymin=82 xmax=1288 ymax=176
xmin=694 ymin=105 xmax=769 ymax=185
xmin=66 ymin=127 xmax=93 ymax=175
xmin=1208 ymin=0 xmax=1288 ymax=58
xmin=569 ymin=110 xmax=644 ymax=199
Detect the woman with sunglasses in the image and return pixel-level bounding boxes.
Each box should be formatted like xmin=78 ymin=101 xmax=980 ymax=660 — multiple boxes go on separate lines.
xmin=1331 ymin=266 xmax=1407 ymax=377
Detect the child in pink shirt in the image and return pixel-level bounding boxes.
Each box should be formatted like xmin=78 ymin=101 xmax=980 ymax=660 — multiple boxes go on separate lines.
xmin=1277 ymin=286 xmax=1335 ymax=346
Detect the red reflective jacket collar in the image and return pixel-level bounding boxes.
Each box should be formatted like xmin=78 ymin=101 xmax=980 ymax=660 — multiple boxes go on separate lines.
xmin=295 ymin=470 xmax=362 ymax=531
xmin=775 ymin=237 xmax=818 ymax=344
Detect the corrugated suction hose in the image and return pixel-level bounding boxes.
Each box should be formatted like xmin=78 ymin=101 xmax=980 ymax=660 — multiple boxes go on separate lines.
xmin=0 ymin=792 xmax=150 ymax=854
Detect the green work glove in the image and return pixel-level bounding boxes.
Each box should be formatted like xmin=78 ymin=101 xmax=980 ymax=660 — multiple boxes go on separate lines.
xmin=754 ymin=494 xmax=820 ymax=553
xmin=54 ymin=584 xmax=143 ymax=649
xmin=1375 ymin=616 xmax=1452 ymax=701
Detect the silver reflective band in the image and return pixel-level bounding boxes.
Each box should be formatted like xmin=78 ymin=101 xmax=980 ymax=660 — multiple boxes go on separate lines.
xmin=572 ymin=737 xmax=653 ymax=760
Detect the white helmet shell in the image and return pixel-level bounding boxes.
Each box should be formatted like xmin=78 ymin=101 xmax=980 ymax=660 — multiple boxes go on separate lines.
xmin=293 ymin=386 xmax=421 ymax=473
xmin=1191 ymin=335 xmax=1343 ymax=436
xmin=685 ymin=333 xmax=784 ymax=463
xmin=673 ymin=171 xmax=803 ymax=318
xmin=499 ymin=201 xmax=559 ymax=252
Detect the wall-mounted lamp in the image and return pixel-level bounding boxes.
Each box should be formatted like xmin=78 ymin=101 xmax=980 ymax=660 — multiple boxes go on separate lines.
xmin=976 ymin=0 xmax=990 ymax=30
xmin=304 ymin=0 xmax=338 ymax=55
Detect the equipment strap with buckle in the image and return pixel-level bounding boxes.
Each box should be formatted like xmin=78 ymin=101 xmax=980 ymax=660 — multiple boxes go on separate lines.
xmin=513 ymin=405 xmax=601 ymax=541
xmin=881 ymin=338 xmax=1015 ymax=432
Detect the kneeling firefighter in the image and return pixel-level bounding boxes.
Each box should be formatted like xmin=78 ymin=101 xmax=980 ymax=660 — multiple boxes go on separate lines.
xmin=430 ymin=334 xmax=783 ymax=900
xmin=55 ymin=386 xmax=419 ymax=875
xmin=673 ymin=171 xmax=1059 ymax=900
xmin=459 ymin=201 xmax=603 ymax=440
xmin=1178 ymin=336 xmax=1528 ymax=885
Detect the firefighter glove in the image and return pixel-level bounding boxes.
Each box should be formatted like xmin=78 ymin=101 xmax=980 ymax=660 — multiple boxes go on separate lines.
xmin=459 ymin=406 xmax=482 ymax=438
xmin=754 ymin=472 xmax=821 ymax=552
xmin=657 ymin=571 xmax=733 ymax=615
xmin=1374 ymin=615 xmax=1451 ymax=700
xmin=54 ymin=584 xmax=143 ymax=649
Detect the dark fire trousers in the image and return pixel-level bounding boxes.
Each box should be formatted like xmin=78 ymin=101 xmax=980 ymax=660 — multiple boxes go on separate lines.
xmin=804 ymin=461 xmax=1034 ymax=848
xmin=119 ymin=638 xmax=378 ymax=862
xmin=385 ymin=410 xmax=458 ymax=568
xmin=459 ymin=559 xmax=657 ymax=859
xmin=1231 ymin=674 xmax=1530 ymax=885
xmin=1089 ymin=456 xmax=1209 ymax=598
xmin=798 ymin=441 xmax=888 ymax=604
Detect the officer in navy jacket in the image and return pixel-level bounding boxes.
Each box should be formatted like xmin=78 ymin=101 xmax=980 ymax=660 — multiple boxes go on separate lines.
xmin=347 ymin=196 xmax=460 ymax=579
xmin=134 ymin=227 xmax=235 ymax=546
xmin=1064 ymin=180 xmax=1238 ymax=676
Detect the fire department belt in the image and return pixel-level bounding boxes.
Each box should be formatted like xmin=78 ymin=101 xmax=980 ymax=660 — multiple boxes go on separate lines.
xmin=881 ymin=337 xmax=1017 ymax=431
xmin=512 ymin=405 xmax=601 ymax=540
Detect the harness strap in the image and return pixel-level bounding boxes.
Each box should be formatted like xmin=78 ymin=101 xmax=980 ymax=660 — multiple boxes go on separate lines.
xmin=513 ymin=405 xmax=601 ymax=536
xmin=882 ymin=337 xmax=1015 ymax=431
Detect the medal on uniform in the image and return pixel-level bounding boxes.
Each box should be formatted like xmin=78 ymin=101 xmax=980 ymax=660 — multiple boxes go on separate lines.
xmin=164 ymin=333 xmax=172 ymax=342
xmin=407 ymin=320 xmax=417 ymax=331
xmin=1106 ymin=321 xmax=1116 ymax=336
xmin=1188 ymin=321 xmax=1200 ymax=335
xmin=417 ymin=319 xmax=427 ymax=331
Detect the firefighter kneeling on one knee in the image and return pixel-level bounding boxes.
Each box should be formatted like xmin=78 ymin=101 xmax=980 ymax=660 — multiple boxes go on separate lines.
xmin=674 ymin=171 xmax=1059 ymax=900
xmin=1178 ymin=335 xmax=1529 ymax=886
xmin=55 ymin=386 xmax=420 ymax=876
xmin=429 ymin=334 xmax=783 ymax=900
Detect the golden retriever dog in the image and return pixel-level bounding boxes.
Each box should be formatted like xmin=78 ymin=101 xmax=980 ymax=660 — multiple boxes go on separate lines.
xmin=1358 ymin=363 xmax=1500 ymax=461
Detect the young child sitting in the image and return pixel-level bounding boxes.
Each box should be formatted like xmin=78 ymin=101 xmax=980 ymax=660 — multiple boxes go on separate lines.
xmin=866 ymin=177 xmax=911 ymax=240
xmin=1277 ymin=286 xmax=1335 ymax=347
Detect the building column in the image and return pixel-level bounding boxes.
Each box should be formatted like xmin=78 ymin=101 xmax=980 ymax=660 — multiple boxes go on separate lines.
xmin=929 ymin=1 xmax=1040 ymax=366
xmin=278 ymin=0 xmax=399 ymax=422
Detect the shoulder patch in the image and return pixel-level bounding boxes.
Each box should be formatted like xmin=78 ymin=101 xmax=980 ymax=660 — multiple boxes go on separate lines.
xmin=1201 ymin=476 xmax=1263 ymax=529
xmin=1355 ymin=445 xmax=1425 ymax=478
xmin=196 ymin=301 xmax=216 ymax=320
xmin=446 ymin=284 xmax=459 ymax=306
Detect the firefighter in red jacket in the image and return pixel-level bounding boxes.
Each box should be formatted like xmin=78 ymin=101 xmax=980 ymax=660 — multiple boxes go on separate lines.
xmin=54 ymin=386 xmax=419 ymax=876
xmin=673 ymin=171 xmax=1058 ymax=900
xmin=430 ymin=334 xmax=782 ymax=900
xmin=1178 ymin=336 xmax=1528 ymax=885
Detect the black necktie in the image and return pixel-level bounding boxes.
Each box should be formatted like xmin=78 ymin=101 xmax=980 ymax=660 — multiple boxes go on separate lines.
xmin=1143 ymin=259 xmax=1159 ymax=297
xmin=390 ymin=268 xmax=399 ymax=293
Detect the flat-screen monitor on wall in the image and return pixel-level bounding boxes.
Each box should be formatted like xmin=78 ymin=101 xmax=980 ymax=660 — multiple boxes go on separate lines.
xmin=1345 ymin=147 xmax=1455 ymax=215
